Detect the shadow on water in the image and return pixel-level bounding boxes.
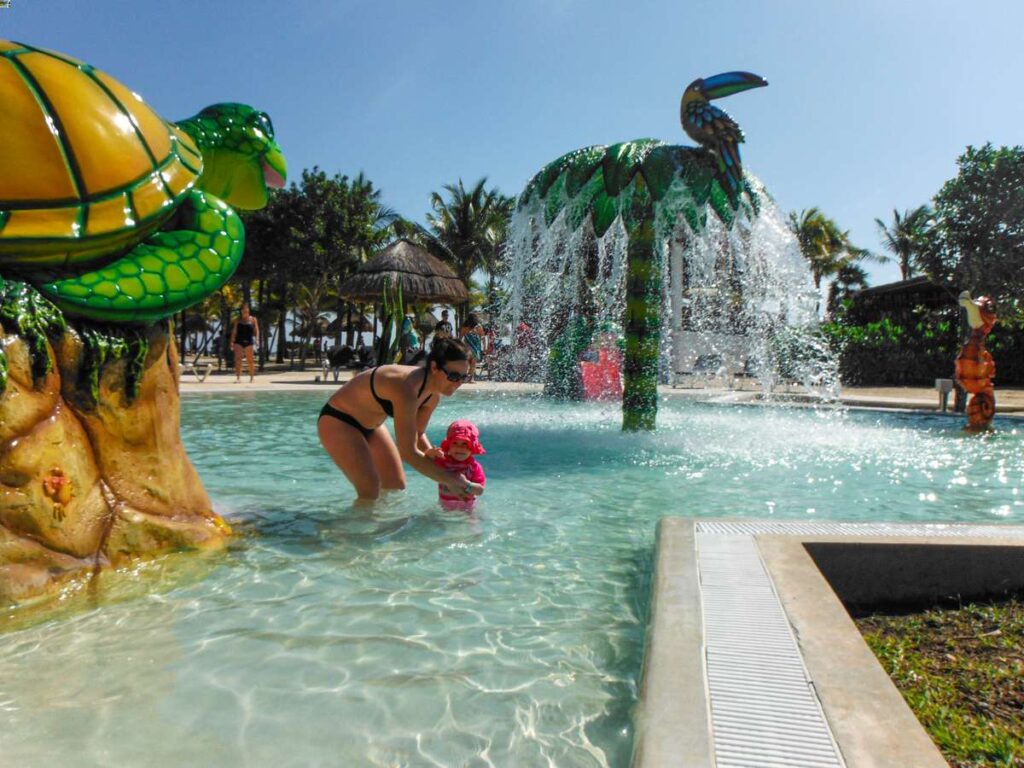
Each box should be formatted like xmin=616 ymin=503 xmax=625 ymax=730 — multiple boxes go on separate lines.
xmin=0 ymin=547 xmax=230 ymax=634
xmin=227 ymin=494 xmax=486 ymax=560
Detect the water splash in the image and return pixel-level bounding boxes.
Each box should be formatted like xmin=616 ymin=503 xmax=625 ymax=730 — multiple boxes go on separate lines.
xmin=504 ymin=171 xmax=839 ymax=401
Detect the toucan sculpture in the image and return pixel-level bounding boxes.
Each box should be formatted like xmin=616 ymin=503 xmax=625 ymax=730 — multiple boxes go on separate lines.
xmin=514 ymin=70 xmax=770 ymax=431
xmin=681 ymin=71 xmax=768 ymax=202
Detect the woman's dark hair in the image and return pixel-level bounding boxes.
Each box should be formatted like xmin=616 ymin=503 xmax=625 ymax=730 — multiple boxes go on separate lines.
xmin=464 ymin=313 xmax=480 ymax=328
xmin=427 ymin=337 xmax=471 ymax=369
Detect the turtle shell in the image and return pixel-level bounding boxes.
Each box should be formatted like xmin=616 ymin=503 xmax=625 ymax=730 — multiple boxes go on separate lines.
xmin=0 ymin=40 xmax=203 ymax=268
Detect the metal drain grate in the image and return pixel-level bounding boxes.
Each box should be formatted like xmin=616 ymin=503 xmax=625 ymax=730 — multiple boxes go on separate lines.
xmin=696 ymin=520 xmax=1024 ymax=538
xmin=699 ymin=534 xmax=845 ymax=767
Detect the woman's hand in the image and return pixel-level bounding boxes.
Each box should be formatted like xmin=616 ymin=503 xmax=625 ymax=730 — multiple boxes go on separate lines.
xmin=456 ymin=473 xmax=481 ymax=498
xmin=424 ymin=446 xmax=444 ymax=460
xmin=442 ymin=473 xmax=466 ymax=498
xmin=443 ymin=473 xmax=475 ymax=499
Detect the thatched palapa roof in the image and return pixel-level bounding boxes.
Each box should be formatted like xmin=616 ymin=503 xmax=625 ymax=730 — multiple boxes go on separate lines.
xmin=338 ymin=239 xmax=469 ymax=304
xmin=326 ymin=314 xmax=373 ymax=334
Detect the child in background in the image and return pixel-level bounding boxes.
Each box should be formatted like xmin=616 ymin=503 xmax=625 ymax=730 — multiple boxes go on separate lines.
xmin=433 ymin=419 xmax=486 ymax=511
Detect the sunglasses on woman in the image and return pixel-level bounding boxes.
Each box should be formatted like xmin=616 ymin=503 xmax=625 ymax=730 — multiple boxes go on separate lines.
xmin=438 ymin=364 xmax=471 ymax=383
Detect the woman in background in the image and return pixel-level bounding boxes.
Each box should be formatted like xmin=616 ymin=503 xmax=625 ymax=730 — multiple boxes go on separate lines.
xmin=459 ymin=313 xmax=484 ymax=383
xmin=229 ymin=304 xmax=259 ymax=383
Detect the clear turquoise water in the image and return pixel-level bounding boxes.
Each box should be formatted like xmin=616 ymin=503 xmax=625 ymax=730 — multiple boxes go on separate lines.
xmin=1 ymin=392 xmax=1022 ymax=767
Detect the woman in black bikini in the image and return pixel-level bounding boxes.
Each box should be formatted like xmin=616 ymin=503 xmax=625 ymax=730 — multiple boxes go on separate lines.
xmin=318 ymin=337 xmax=475 ymax=504
xmin=230 ymin=304 xmax=259 ymax=383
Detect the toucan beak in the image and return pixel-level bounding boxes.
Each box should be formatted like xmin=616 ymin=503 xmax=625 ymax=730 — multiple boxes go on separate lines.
xmin=700 ymin=71 xmax=768 ymax=100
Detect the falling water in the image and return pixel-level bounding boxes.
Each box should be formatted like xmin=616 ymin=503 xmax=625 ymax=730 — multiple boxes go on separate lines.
xmin=503 ymin=174 xmax=840 ymax=399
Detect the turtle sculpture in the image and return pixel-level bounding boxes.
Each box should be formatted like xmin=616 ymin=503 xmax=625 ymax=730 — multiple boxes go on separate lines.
xmin=0 ymin=39 xmax=287 ymax=323
xmin=0 ymin=40 xmax=286 ymax=607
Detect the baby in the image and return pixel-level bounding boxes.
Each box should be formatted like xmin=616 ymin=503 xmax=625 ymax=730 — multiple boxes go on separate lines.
xmin=433 ymin=419 xmax=486 ymax=511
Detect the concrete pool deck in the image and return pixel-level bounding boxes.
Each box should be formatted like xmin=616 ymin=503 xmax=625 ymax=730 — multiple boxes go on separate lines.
xmin=178 ymin=368 xmax=1024 ymax=416
xmin=634 ymin=519 xmax=1024 ymax=768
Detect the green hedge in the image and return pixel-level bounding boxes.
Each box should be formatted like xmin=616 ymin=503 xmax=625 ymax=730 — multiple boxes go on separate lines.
xmin=823 ymin=312 xmax=1024 ymax=386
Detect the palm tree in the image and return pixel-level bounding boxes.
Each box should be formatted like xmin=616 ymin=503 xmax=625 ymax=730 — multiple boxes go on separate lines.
xmin=874 ymin=206 xmax=932 ymax=281
xmin=827 ymin=262 xmax=869 ymax=317
xmin=788 ymin=208 xmax=851 ymax=290
xmin=425 ymin=178 xmax=508 ymax=325
xmin=479 ymin=193 xmax=514 ymax=317
xmin=343 ymin=172 xmax=399 ymax=347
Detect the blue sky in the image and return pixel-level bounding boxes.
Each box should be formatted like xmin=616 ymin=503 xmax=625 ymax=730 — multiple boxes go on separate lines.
xmin=5 ymin=0 xmax=1023 ymax=285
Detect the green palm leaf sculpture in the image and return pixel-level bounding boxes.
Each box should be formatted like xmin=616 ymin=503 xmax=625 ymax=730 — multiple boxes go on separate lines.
xmin=513 ymin=73 xmax=767 ymax=431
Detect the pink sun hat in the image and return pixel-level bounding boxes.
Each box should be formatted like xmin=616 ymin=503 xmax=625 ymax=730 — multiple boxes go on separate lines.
xmin=440 ymin=419 xmax=486 ymax=455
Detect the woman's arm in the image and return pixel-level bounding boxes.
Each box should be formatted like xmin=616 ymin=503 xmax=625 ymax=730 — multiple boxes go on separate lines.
xmin=416 ymin=399 xmax=442 ymax=457
xmin=393 ymin=390 xmax=460 ymax=488
xmin=253 ymin=318 xmax=260 ymax=345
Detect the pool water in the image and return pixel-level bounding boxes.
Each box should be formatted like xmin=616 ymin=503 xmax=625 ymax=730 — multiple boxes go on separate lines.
xmin=1 ymin=392 xmax=1022 ymax=767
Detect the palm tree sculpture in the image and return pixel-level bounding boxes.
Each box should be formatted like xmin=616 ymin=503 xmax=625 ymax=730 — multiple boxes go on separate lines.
xmin=511 ymin=72 xmax=768 ymax=431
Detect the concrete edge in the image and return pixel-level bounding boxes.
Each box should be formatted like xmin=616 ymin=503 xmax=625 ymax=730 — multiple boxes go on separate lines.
xmin=631 ymin=518 xmax=713 ymax=768
xmin=757 ymin=535 xmax=949 ymax=768
xmin=638 ymin=519 xmax=1024 ymax=767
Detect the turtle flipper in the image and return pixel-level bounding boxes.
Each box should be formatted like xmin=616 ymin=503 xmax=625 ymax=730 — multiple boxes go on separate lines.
xmin=37 ymin=190 xmax=244 ymax=324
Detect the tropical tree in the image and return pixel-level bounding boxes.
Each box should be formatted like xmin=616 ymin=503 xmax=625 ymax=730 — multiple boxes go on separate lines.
xmin=479 ymin=193 xmax=515 ymax=316
xmin=874 ymin=206 xmax=932 ymax=281
xmin=921 ymin=143 xmax=1024 ymax=311
xmin=788 ymin=208 xmax=852 ymax=289
xmin=239 ymin=168 xmax=397 ymax=365
xmin=424 ymin=178 xmax=509 ymax=325
xmin=827 ymin=261 xmax=869 ymax=318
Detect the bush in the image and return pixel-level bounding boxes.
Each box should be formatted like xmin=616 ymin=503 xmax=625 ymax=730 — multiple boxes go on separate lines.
xmin=823 ymin=311 xmax=1024 ymax=386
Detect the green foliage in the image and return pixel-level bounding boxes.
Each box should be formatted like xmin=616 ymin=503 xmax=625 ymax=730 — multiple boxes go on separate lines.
xmin=875 ymin=206 xmax=933 ymax=281
xmin=377 ymin=277 xmax=404 ymax=364
xmin=75 ymin=325 xmax=149 ymax=407
xmin=923 ymin=143 xmax=1024 ymax=311
xmin=0 ymin=276 xmax=67 ymax=394
xmin=545 ymin=316 xmax=594 ymax=400
xmin=400 ymin=177 xmax=513 ymax=326
xmin=823 ymin=310 xmax=1024 ymax=386
xmin=237 ymin=168 xmax=396 ymax=363
xmin=788 ymin=208 xmax=874 ymax=291
xmin=856 ymin=598 xmax=1024 ymax=768
xmin=239 ymin=168 xmax=395 ymax=289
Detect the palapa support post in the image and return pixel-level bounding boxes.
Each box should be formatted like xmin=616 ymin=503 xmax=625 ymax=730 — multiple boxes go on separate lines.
xmin=954 ymin=291 xmax=997 ymax=431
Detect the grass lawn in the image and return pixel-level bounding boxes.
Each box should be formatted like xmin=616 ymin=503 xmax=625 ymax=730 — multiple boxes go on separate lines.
xmin=854 ymin=598 xmax=1024 ymax=768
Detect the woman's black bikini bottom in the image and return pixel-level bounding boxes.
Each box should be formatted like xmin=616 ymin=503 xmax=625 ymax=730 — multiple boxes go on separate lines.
xmin=318 ymin=402 xmax=375 ymax=439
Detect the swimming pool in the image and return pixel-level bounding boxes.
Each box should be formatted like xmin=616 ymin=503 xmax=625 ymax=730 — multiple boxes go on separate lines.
xmin=1 ymin=392 xmax=1021 ymax=766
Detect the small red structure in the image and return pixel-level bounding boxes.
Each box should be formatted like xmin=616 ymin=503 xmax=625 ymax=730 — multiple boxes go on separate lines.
xmin=954 ymin=291 xmax=997 ymax=431
xmin=581 ymin=336 xmax=623 ymax=401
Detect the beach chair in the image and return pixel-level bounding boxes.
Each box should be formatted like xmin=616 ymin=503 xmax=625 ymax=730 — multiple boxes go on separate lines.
xmin=323 ymin=345 xmax=354 ymax=382
xmin=180 ymin=361 xmax=213 ymax=382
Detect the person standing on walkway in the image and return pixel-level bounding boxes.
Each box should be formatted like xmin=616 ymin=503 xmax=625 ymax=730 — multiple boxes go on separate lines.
xmin=230 ymin=304 xmax=260 ymax=383
xmin=460 ymin=312 xmax=485 ymax=382
xmin=433 ymin=309 xmax=454 ymax=344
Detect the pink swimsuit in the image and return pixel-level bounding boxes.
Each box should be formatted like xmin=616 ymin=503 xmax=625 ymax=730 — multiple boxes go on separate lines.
xmin=434 ymin=455 xmax=486 ymax=511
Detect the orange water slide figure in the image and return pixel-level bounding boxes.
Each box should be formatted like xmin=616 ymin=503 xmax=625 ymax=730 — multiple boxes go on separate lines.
xmin=954 ymin=291 xmax=997 ymax=430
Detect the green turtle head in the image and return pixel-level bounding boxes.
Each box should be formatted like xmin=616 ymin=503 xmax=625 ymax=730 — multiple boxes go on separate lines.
xmin=177 ymin=103 xmax=287 ymax=210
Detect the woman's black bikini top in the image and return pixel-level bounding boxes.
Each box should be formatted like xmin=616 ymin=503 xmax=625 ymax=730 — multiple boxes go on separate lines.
xmin=370 ymin=366 xmax=431 ymax=417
